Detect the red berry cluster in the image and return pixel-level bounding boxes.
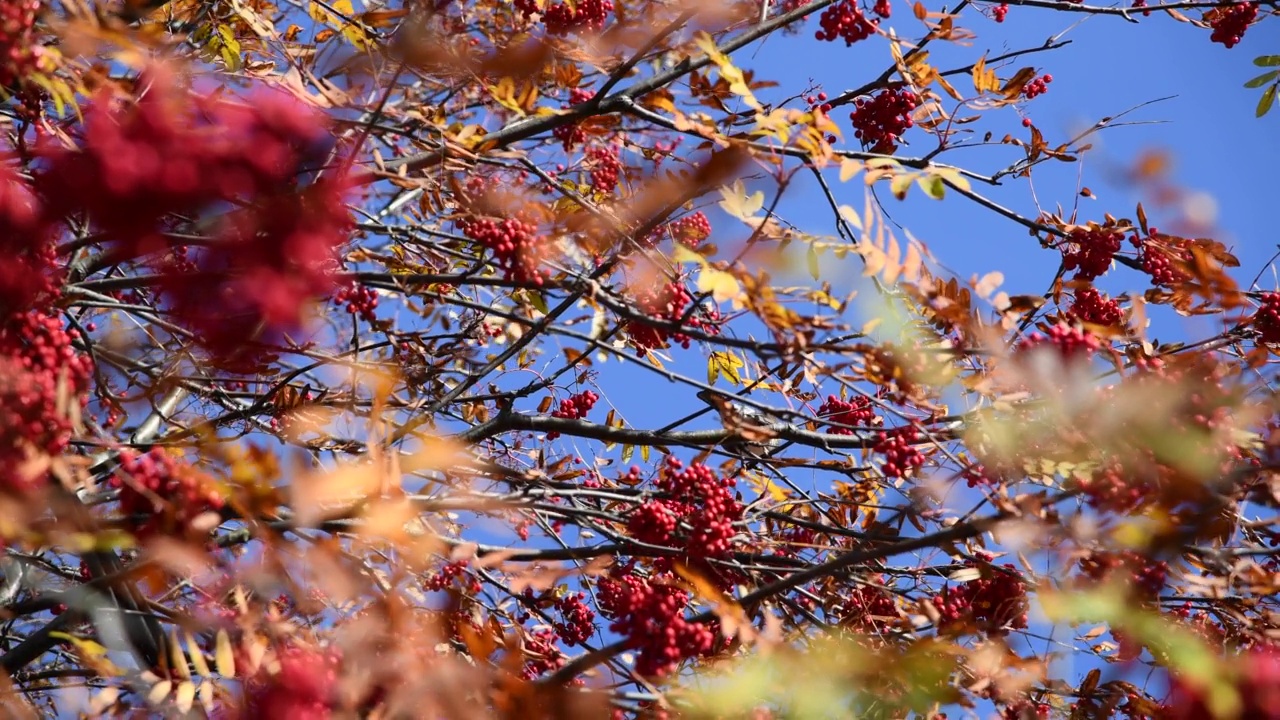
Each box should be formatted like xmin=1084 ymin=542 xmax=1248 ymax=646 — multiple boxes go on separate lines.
xmin=457 ymin=210 xmax=552 ymax=286
xmin=1022 ymin=74 xmax=1053 ymax=99
xmin=0 ymin=310 xmax=92 ymax=494
xmin=1207 ymin=2 xmax=1258 ymax=49
xmin=849 ymin=86 xmax=919 ymax=153
xmin=1003 ymin=702 xmax=1051 ymax=720
xmin=332 ymin=282 xmax=379 ymax=322
xmin=425 ymin=560 xmax=481 ymax=593
xmin=39 ymin=69 xmax=351 ymax=367
xmin=814 ymin=0 xmax=884 ymax=45
xmin=816 ymin=394 xmax=880 ymax=435
xmin=626 ymin=280 xmax=721 ymax=353
xmin=239 ymin=643 xmax=341 ymax=720
xmin=668 ymin=211 xmax=712 ymax=248
xmin=641 ymin=212 xmax=712 ymax=249
xmin=932 ymin=562 xmax=1029 ymax=635
xmin=597 ymin=571 xmax=716 ymax=677
xmin=1077 ymin=550 xmax=1168 ymax=602
xmin=992 ymin=3 xmax=1008 ymax=21
xmin=628 ymin=459 xmax=742 ymax=561
xmin=963 ymin=464 xmax=1002 ymax=488
xmin=0 ymin=164 xmax=57 ymax=313
xmin=1172 ymin=601 xmax=1235 ymax=651
xmin=839 ymin=578 xmax=900 ymax=634
xmin=1253 ymin=292 xmax=1280 ymax=344
xmin=0 ymin=0 xmax=46 ymax=92
xmin=1059 ymin=226 xmax=1123 ymax=280
xmin=520 ymin=627 xmax=566 ymax=679
xmin=1019 ymin=323 xmax=1103 ymax=360
xmin=873 ymin=426 xmax=925 ymax=478
xmin=806 ymin=91 xmax=833 ymax=114
xmin=645 ymin=137 xmax=682 ymax=169
xmin=40 ymin=68 xmax=340 ymax=259
xmin=110 ymin=448 xmax=226 ymax=539
xmin=546 ymin=390 xmax=599 ymax=440
xmin=1078 ymin=461 xmax=1155 ymax=512
xmin=627 ymin=500 xmax=678 ymax=546
xmin=542 ymin=0 xmax=613 ymax=35
xmin=553 ymin=591 xmax=596 ymax=647
xmin=553 ymin=87 xmax=594 ymax=150
xmin=1131 ymin=231 xmax=1192 ymax=287
xmin=585 ymin=146 xmax=622 ymax=194
xmin=1068 ymin=286 xmax=1123 ymax=326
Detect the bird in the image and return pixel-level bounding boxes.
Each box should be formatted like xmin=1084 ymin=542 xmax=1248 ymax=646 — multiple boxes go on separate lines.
xmin=696 ymin=390 xmax=785 ymax=461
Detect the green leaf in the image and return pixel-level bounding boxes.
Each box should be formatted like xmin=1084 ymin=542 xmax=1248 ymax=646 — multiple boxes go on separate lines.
xmin=932 ymin=167 xmax=972 ymax=193
xmin=1254 ymin=55 xmax=1280 ymax=67
xmin=916 ymin=175 xmax=946 ymax=200
xmin=1258 ymin=84 xmax=1277 ymax=118
xmin=1244 ymin=70 xmax=1279 ymax=88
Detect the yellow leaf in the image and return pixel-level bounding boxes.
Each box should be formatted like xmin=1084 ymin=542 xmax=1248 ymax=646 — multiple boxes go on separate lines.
xmin=148 ymin=681 xmax=172 ymax=706
xmin=717 ymin=180 xmax=765 ymax=222
xmin=751 ymin=108 xmax=793 ymax=142
xmin=170 ymin=631 xmax=191 ymax=680
xmin=186 ymin=633 xmax=210 ymax=677
xmin=838 ymin=204 xmax=863 ymax=231
xmin=708 ymin=351 xmax=745 ymax=386
xmin=215 ymin=631 xmax=236 ymax=677
xmin=486 ymin=77 xmax=527 ymax=117
xmin=174 ymin=681 xmax=197 ymax=714
xmin=972 ymin=53 xmax=989 ymax=94
xmin=839 ymin=159 xmax=863 ymax=182
xmin=890 ymin=172 xmax=916 ymax=200
xmin=698 ymin=268 xmax=743 ymax=305
xmin=672 ymin=244 xmax=707 ymax=266
xmin=306 ymin=0 xmax=372 ymax=49
xmin=50 ymin=632 xmax=109 ymax=660
xmin=694 ymin=32 xmax=761 ymax=110
xmin=934 ymin=71 xmax=962 ymax=101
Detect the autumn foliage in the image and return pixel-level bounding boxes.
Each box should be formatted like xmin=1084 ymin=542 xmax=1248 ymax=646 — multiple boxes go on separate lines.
xmin=0 ymin=0 xmax=1276 ymax=718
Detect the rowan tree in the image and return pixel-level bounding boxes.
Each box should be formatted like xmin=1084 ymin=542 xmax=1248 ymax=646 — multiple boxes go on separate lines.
xmin=0 ymin=0 xmax=1275 ymax=718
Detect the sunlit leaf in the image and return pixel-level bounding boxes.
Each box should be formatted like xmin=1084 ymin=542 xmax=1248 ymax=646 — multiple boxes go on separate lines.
xmin=718 ymin=180 xmax=766 ymax=222
xmin=708 ymin=351 xmax=745 ymax=386
xmin=698 ymin=267 xmax=743 ymax=304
